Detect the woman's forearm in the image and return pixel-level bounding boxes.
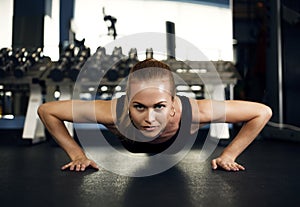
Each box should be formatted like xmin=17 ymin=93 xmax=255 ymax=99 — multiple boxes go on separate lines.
xmin=38 ymin=105 xmax=86 ymax=161
xmin=221 ymin=106 xmax=272 ymax=160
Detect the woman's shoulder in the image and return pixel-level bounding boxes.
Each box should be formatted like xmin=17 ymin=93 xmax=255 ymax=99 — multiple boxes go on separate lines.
xmin=175 ymin=95 xmax=196 ymax=109
xmin=93 ymin=98 xmax=119 ymax=125
xmin=176 ymin=96 xmax=210 ymax=123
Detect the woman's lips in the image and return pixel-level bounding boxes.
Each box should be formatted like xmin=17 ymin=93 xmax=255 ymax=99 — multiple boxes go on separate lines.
xmin=142 ymin=126 xmax=158 ymax=131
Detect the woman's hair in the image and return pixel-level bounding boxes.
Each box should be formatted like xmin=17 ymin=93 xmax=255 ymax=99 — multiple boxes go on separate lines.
xmin=127 ymin=58 xmax=176 ymax=98
xmin=117 ymin=58 xmax=175 ymax=141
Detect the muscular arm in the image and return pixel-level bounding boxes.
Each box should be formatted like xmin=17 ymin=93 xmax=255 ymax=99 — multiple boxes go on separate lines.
xmin=194 ymin=99 xmax=272 ymax=171
xmin=219 ymin=101 xmax=272 ymax=161
xmin=37 ymin=99 xmax=116 ymax=171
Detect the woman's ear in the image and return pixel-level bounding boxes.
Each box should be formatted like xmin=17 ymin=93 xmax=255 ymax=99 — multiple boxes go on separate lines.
xmin=170 ymin=105 xmax=176 ymax=117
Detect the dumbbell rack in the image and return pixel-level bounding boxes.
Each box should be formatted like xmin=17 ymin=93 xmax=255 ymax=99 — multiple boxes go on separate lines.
xmin=0 ymin=71 xmax=44 ymax=143
xmin=0 ymin=57 xmax=72 ymax=144
xmin=0 ymin=47 xmax=241 ymax=143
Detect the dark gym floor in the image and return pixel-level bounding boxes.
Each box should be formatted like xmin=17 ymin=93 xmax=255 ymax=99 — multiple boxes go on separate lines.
xmin=1 ymin=129 xmax=300 ymax=207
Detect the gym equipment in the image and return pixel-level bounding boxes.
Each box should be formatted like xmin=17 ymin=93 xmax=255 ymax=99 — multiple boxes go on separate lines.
xmin=83 ymin=46 xmax=108 ymax=82
xmin=22 ymin=83 xmax=46 ymax=143
xmin=105 ymin=46 xmax=125 ymax=82
xmin=146 ymin=48 xmax=154 ymax=59
xmin=49 ymin=44 xmax=75 ymax=82
xmin=124 ymin=48 xmax=139 ymax=76
xmin=0 ymin=48 xmax=12 ymax=78
xmin=166 ymin=21 xmax=176 ymax=60
xmin=103 ymin=7 xmax=117 ymax=40
xmin=0 ymin=42 xmax=240 ymax=144
xmin=69 ymin=46 xmax=91 ymax=81
xmin=14 ymin=48 xmax=44 ymax=78
xmin=0 ymin=48 xmax=23 ymax=78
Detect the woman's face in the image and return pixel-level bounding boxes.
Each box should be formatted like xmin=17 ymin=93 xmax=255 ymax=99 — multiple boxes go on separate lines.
xmin=128 ymin=79 xmax=174 ymax=138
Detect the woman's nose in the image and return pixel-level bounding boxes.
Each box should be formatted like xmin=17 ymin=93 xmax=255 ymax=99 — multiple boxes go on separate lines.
xmin=144 ymin=109 xmax=155 ymax=123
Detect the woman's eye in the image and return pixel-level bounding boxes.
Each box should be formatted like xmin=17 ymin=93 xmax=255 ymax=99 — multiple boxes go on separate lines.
xmin=155 ymin=104 xmax=166 ymax=109
xmin=134 ymin=105 xmax=144 ymax=110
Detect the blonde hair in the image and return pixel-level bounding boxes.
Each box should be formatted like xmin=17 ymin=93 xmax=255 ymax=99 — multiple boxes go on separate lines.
xmin=127 ymin=58 xmax=175 ymax=98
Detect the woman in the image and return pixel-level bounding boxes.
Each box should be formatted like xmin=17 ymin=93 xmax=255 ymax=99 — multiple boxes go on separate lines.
xmin=38 ymin=59 xmax=272 ymax=172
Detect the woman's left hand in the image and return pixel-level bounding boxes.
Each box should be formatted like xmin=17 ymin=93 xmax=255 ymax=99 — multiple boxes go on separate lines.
xmin=61 ymin=157 xmax=99 ymax=172
xmin=211 ymin=155 xmax=245 ymax=172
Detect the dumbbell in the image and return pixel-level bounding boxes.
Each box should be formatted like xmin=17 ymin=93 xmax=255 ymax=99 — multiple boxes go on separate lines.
xmin=146 ymin=48 xmax=153 ymax=59
xmin=122 ymin=48 xmax=139 ymax=77
xmin=82 ymin=46 xmax=109 ymax=82
xmin=49 ymin=45 xmax=75 ymax=82
xmin=0 ymin=48 xmax=22 ymax=78
xmin=0 ymin=48 xmax=11 ymax=78
xmin=14 ymin=48 xmax=43 ymax=78
xmin=105 ymin=46 xmax=125 ymax=82
xmin=69 ymin=46 xmax=91 ymax=82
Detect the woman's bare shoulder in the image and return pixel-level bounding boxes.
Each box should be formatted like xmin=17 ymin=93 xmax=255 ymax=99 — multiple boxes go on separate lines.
xmin=93 ymin=98 xmax=119 ymax=125
xmin=188 ymin=98 xmax=214 ymax=123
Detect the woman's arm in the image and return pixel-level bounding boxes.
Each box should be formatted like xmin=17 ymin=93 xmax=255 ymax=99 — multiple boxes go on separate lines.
xmin=194 ymin=99 xmax=272 ymax=171
xmin=37 ymin=99 xmax=116 ymax=171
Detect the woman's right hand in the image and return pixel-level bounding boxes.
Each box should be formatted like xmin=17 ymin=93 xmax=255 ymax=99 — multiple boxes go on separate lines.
xmin=61 ymin=157 xmax=99 ymax=172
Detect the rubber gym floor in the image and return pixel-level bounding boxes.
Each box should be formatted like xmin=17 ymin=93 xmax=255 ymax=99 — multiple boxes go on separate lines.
xmin=0 ymin=129 xmax=300 ymax=207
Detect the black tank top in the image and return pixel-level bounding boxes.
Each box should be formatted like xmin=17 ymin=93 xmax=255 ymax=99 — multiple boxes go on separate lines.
xmin=116 ymin=95 xmax=193 ymax=153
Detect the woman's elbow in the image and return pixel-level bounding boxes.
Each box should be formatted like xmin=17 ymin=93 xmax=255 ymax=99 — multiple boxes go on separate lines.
xmin=261 ymin=104 xmax=273 ymax=122
xmin=37 ymin=103 xmax=50 ymax=120
xmin=37 ymin=104 xmax=44 ymax=118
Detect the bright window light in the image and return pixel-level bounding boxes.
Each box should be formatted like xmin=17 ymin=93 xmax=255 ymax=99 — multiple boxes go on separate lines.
xmin=74 ymin=0 xmax=233 ymax=61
